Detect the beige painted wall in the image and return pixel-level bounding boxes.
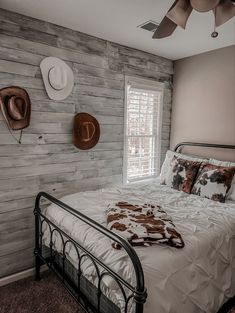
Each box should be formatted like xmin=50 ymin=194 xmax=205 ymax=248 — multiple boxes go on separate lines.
xmin=170 ymin=45 xmax=235 ymax=161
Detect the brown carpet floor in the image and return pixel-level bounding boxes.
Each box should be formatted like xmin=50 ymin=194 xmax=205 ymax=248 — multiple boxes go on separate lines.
xmin=0 ymin=271 xmax=234 ymax=313
xmin=0 ymin=272 xmax=79 ymax=313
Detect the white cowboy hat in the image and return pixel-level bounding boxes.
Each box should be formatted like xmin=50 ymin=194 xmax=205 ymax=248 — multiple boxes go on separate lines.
xmin=40 ymin=57 xmax=74 ymax=101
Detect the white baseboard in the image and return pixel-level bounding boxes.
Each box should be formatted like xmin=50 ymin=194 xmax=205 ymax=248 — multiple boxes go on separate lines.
xmin=0 ymin=265 xmax=47 ymax=287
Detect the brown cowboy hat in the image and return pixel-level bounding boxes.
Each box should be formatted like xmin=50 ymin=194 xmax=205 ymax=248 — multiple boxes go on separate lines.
xmin=0 ymin=86 xmax=31 ymax=130
xmin=73 ymin=112 xmax=100 ymax=150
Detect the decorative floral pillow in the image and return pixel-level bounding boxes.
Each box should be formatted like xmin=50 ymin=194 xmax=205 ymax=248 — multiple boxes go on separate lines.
xmin=165 ymin=156 xmax=202 ymax=193
xmin=191 ymin=164 xmax=235 ymax=202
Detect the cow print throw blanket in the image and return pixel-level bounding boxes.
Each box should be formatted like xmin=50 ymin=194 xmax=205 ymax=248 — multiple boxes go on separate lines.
xmin=106 ymin=202 xmax=184 ymax=249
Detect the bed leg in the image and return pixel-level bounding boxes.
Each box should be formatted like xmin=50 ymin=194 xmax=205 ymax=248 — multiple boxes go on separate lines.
xmin=34 ymin=202 xmax=41 ymax=281
xmin=34 ymin=253 xmax=41 ymax=281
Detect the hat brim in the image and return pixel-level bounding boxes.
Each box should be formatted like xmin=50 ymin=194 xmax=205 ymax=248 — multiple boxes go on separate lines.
xmin=0 ymin=86 xmax=31 ymax=130
xmin=40 ymin=57 xmax=74 ymax=101
xmin=73 ymin=113 xmax=100 ymax=150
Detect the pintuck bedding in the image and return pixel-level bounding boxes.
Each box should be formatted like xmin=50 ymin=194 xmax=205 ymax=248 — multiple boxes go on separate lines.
xmin=42 ymin=178 xmax=235 ymax=313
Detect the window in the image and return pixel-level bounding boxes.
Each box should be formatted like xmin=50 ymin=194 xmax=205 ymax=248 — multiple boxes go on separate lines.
xmin=123 ymin=76 xmax=164 ymax=184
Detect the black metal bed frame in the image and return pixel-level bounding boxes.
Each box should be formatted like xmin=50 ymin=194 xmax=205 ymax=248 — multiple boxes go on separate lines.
xmin=34 ymin=141 xmax=235 ymax=313
xmin=174 ymin=141 xmax=235 ymax=153
xmin=34 ymin=192 xmax=147 ymax=313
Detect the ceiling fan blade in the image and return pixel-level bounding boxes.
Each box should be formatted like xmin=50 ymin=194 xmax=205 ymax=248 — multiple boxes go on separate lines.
xmin=166 ymin=0 xmax=193 ymax=29
xmin=152 ymin=16 xmax=177 ymax=38
xmin=190 ymin=0 xmax=220 ymax=12
xmin=153 ymin=0 xmax=179 ymax=39
xmin=214 ymin=0 xmax=235 ymax=26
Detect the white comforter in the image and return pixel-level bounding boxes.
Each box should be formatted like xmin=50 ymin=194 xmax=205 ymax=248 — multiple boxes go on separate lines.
xmin=43 ymin=180 xmax=235 ymax=313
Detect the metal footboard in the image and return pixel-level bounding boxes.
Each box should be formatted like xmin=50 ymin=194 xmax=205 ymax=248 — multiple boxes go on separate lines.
xmin=34 ymin=192 xmax=147 ymax=313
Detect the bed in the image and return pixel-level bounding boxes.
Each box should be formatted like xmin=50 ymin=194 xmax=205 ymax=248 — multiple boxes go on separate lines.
xmin=34 ymin=142 xmax=235 ymax=313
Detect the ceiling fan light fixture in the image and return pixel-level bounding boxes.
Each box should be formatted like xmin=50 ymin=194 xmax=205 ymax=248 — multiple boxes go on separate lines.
xmin=152 ymin=0 xmax=234 ymax=40
xmin=166 ymin=0 xmax=193 ymax=29
xmin=190 ymin=0 xmax=220 ymax=12
xmin=214 ymin=0 xmax=235 ymax=26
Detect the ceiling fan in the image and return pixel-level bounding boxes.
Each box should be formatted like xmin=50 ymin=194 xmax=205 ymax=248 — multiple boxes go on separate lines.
xmin=153 ymin=0 xmax=235 ymax=38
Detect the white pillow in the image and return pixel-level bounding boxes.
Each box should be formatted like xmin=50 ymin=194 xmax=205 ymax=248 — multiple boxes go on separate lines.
xmin=209 ymin=158 xmax=235 ymax=201
xmin=160 ymin=150 xmax=208 ymax=184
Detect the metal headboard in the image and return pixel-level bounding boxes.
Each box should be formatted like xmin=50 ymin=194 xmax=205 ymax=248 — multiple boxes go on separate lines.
xmin=174 ymin=142 xmax=235 ymax=153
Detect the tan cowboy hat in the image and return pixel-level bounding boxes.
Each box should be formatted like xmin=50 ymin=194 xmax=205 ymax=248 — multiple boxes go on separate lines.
xmin=40 ymin=57 xmax=74 ymax=101
xmin=73 ymin=113 xmax=100 ymax=150
xmin=0 ymin=86 xmax=31 ymax=131
xmin=190 ymin=0 xmax=220 ymax=12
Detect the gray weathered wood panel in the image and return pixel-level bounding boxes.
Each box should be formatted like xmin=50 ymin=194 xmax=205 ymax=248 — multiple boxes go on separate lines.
xmin=0 ymin=8 xmax=173 ymax=278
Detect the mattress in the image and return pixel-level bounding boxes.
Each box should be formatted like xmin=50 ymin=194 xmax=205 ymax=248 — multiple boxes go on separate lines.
xmin=42 ymin=179 xmax=235 ymax=313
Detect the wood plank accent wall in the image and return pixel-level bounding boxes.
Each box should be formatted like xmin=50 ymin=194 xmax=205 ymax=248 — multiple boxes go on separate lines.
xmin=0 ymin=9 xmax=173 ymax=278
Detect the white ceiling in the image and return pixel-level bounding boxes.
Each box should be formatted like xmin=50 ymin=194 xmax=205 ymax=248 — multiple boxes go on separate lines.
xmin=1 ymin=0 xmax=235 ymax=60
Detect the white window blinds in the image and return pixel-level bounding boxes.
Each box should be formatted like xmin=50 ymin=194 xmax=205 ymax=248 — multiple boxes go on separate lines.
xmin=123 ymin=77 xmax=164 ymax=183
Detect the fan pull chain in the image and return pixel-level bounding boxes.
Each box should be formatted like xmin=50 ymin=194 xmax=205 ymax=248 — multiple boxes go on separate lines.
xmin=211 ymin=9 xmax=218 ymax=38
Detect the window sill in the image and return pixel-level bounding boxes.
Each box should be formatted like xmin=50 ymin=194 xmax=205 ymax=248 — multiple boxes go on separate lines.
xmin=123 ymin=176 xmax=159 ymax=186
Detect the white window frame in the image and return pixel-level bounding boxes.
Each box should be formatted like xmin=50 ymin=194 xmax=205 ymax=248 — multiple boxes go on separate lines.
xmin=123 ymin=75 xmax=164 ymax=184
